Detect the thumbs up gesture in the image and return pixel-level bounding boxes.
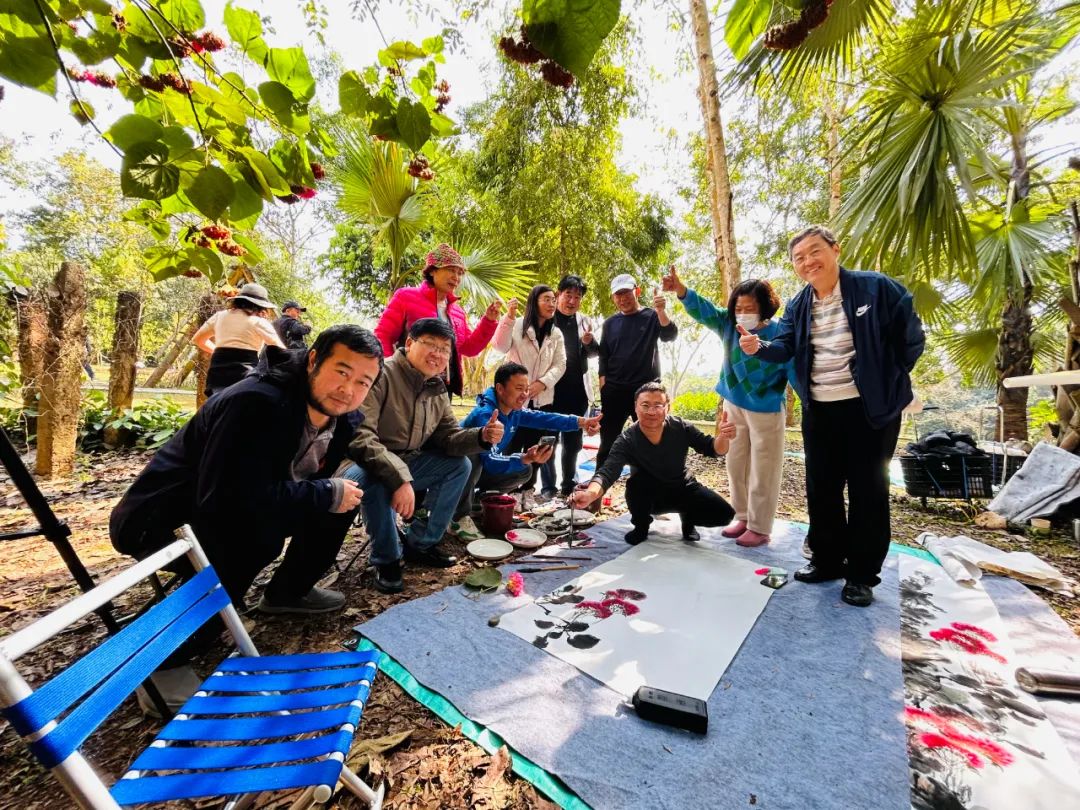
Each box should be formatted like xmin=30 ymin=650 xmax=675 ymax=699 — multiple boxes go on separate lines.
xmin=481 ymin=408 xmax=504 ymax=445
xmin=737 ymin=323 xmax=761 ymax=355
xmin=580 ymin=412 xmax=602 ymax=436
xmin=651 ymin=287 xmax=666 ymax=314
xmin=716 ymin=408 xmax=736 ymax=440
xmin=661 ymin=264 xmax=687 ymax=298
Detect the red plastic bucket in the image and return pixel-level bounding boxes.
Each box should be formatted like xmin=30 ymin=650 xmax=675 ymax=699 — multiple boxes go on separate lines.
xmin=480 ymin=494 xmax=517 ymax=536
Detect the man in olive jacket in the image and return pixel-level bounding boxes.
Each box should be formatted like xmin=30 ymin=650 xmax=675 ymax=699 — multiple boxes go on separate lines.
xmin=342 ymin=318 xmax=504 ymax=593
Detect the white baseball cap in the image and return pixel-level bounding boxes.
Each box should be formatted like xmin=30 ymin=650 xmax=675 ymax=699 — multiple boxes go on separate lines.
xmin=610 ymin=273 xmax=637 ymax=294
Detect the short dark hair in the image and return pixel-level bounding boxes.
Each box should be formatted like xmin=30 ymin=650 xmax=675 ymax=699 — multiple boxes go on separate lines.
xmin=408 ymin=317 xmax=455 ymax=342
xmin=558 ymin=275 xmax=588 ymax=295
xmin=229 ymin=296 xmax=262 ymax=313
xmin=494 ymin=361 xmax=529 ymax=389
xmin=634 ymin=381 xmax=668 ymax=402
xmin=727 ymin=279 xmax=781 ymax=323
xmin=788 ymin=225 xmax=838 ymax=258
xmin=310 ymin=324 xmax=384 ymax=371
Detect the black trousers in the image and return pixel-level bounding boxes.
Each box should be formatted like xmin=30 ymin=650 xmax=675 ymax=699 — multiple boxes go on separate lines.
xmin=163 ymin=509 xmax=354 ymax=666
xmin=542 ymin=391 xmax=588 ymax=495
xmin=596 ymin=385 xmax=638 ymax=469
xmin=508 ymin=403 xmax=558 ymax=491
xmin=625 ymin=473 xmax=735 ymax=535
xmin=802 ymin=398 xmax=901 ymax=586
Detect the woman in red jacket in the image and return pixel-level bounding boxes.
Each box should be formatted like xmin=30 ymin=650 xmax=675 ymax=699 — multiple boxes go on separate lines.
xmin=375 ymin=244 xmax=507 ymax=396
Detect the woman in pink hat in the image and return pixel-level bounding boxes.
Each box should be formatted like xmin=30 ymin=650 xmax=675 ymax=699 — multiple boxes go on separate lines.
xmin=375 ymin=244 xmax=507 ymax=396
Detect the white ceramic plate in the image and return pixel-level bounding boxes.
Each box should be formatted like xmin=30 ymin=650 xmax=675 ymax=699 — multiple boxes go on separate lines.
xmin=550 ymin=508 xmax=596 ymax=528
xmin=505 ymin=528 xmax=547 ymax=549
xmin=466 ymin=538 xmax=514 ymax=561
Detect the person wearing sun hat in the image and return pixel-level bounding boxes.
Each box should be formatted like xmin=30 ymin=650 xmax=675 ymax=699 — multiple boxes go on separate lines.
xmin=192 ymin=282 xmax=285 ymax=397
xmin=595 ymin=272 xmax=678 ymax=468
xmin=374 ymin=243 xmax=510 ymax=397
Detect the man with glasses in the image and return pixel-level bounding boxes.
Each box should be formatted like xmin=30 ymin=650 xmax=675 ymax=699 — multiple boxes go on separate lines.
xmin=572 ymin=382 xmax=736 ymax=545
xmin=341 ymin=318 xmax=504 ymax=593
xmin=539 ymin=275 xmax=601 ymax=498
xmin=596 ymin=273 xmax=678 ymax=469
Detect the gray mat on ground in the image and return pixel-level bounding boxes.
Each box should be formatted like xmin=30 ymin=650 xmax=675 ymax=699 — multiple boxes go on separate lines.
xmin=356 ymin=518 xmax=911 ymax=810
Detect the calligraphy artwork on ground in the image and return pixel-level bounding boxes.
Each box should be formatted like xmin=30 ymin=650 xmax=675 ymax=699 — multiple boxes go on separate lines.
xmin=499 ymin=537 xmax=773 ymax=699
xmin=899 ymin=557 xmax=1080 ymax=810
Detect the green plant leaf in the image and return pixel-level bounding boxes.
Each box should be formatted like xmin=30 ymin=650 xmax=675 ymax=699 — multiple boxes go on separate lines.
xmin=121 ymin=141 xmax=179 ymax=200
xmin=464 ymin=568 xmax=502 ymax=590
xmin=339 ymin=70 xmax=372 ymax=117
xmin=227 ymin=174 xmax=264 ymax=227
xmin=523 ymin=0 xmax=621 ymax=77
xmin=725 ymin=0 xmax=772 ymax=61
xmin=265 ymin=46 xmax=315 ymax=102
xmin=223 ymin=0 xmax=267 ymax=61
xmin=239 ymin=147 xmax=291 ymax=196
xmin=230 ymin=232 xmax=264 ymax=265
xmin=258 ymin=80 xmax=309 ymax=134
xmin=106 ymin=114 xmax=164 ymax=152
xmin=0 ymin=6 xmax=57 ymax=95
xmin=395 ymin=99 xmax=431 ymax=151
xmin=379 ymin=40 xmax=426 ymax=64
xmin=155 ymin=0 xmax=204 ymax=33
xmin=70 ymin=99 xmax=96 ymax=124
xmin=185 ymin=166 xmax=235 ymax=221
xmin=186 ymin=245 xmax=225 ymax=283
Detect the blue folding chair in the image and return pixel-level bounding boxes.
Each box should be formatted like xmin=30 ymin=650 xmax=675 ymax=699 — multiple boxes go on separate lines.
xmin=0 ymin=525 xmax=385 ymax=809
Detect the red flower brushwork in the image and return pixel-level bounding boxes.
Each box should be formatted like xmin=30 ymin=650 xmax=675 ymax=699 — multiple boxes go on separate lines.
xmin=905 ymin=705 xmax=1016 ymax=771
xmin=929 ymin=627 xmax=1007 ymax=664
xmin=919 ymin=732 xmax=984 ymax=769
xmin=602 ymin=588 xmax=646 ymax=601
xmin=601 ymin=598 xmax=640 ymax=616
xmin=948 ymin=622 xmax=997 ymax=642
xmin=575 ymin=601 xmax=612 ymax=619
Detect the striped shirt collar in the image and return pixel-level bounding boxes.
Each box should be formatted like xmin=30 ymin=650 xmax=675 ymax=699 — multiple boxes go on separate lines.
xmin=812 ymin=279 xmax=842 ymax=305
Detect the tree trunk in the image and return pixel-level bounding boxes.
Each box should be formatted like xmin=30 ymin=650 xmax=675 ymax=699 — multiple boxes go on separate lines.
xmin=143 ymin=313 xmax=202 ymax=387
xmin=36 ymin=262 xmax=87 ymax=477
xmin=14 ymin=289 xmax=47 ymax=436
xmin=824 ymin=93 xmax=844 ymax=220
xmin=996 ymin=283 xmax=1034 ymax=441
xmin=194 ymin=294 xmax=222 ymax=409
xmin=689 ymin=0 xmax=740 ymax=296
xmin=104 ymin=291 xmax=142 ymax=448
xmin=785 ymin=384 xmax=797 ymax=428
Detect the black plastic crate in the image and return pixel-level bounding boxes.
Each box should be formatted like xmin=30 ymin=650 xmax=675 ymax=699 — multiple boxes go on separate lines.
xmin=900 ymin=454 xmax=995 ymax=500
xmin=987 ymin=452 xmax=1025 ymax=486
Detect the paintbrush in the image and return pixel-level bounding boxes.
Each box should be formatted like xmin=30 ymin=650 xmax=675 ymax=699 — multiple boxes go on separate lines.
xmin=512 ymin=564 xmax=581 ymax=573
xmin=520 ymin=554 xmax=592 ymax=561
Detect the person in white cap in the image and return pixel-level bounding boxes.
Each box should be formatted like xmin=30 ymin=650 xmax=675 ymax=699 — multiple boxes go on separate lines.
xmin=192 ymin=282 xmax=285 ymax=396
xmin=595 ymin=272 xmax=678 ymax=468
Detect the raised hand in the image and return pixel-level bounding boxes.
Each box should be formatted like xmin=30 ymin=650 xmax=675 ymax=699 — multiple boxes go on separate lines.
xmin=737 ymin=323 xmax=761 ymax=355
xmin=716 ymin=409 xmax=736 ymax=440
xmin=484 ymin=300 xmax=503 ymax=322
xmin=581 ymin=323 xmax=594 ymax=345
xmin=652 ymin=287 xmax=666 ymax=314
xmin=506 ymin=298 xmax=520 ymax=319
xmin=481 ymin=408 xmax=504 ymax=445
xmin=661 ymin=265 xmax=687 ymax=298
xmin=580 ymin=413 xmax=602 ymax=436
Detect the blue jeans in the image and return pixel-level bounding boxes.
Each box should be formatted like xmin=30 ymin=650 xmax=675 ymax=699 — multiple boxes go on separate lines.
xmin=341 ymin=452 xmax=470 ymax=566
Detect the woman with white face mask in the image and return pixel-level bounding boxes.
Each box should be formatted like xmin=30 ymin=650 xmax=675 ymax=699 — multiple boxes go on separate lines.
xmin=662 ymin=268 xmax=792 ymax=547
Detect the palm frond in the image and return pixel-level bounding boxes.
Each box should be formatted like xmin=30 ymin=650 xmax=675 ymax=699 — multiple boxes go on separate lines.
xmin=454 ymin=239 xmax=537 ymax=305
xmin=938 ymin=326 xmax=1001 ymax=387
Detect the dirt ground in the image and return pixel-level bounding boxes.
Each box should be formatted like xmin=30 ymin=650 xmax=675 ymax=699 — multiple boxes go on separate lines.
xmin=1 ymin=441 xmax=1077 ymax=809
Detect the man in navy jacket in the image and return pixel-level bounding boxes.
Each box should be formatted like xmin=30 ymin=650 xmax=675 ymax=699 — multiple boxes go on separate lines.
xmin=740 ymin=226 xmax=924 ymax=607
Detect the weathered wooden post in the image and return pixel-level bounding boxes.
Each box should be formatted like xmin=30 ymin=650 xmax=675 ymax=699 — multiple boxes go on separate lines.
xmin=104 ymin=291 xmax=142 ymax=448
xmin=14 ymin=289 xmax=47 ymax=436
xmin=36 ymin=262 xmax=87 ymax=477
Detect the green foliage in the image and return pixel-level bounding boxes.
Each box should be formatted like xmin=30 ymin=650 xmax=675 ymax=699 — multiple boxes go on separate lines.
xmin=79 ymin=391 xmax=190 ymax=451
xmin=1028 ymin=397 xmax=1056 ymax=434
xmin=0 ymin=0 xmax=455 ymax=286
xmin=671 ymin=390 xmax=719 ymax=421
xmin=523 ymin=0 xmax=622 ymax=77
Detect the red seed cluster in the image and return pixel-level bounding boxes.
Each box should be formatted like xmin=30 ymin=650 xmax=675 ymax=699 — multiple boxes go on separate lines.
xmin=310 ymin=162 xmax=326 ymax=180
xmin=217 ymin=241 xmax=247 ymax=257
xmin=167 ymin=36 xmax=193 ymax=59
xmin=290 ymin=185 xmax=317 ymax=199
xmin=111 ymin=12 xmax=126 ymax=32
xmin=159 ymin=72 xmax=193 ymax=94
xmin=277 ymin=193 xmax=300 ymax=204
xmin=68 ymin=68 xmax=117 ymax=88
xmin=407 ymin=154 xmax=434 ymax=181
xmin=201 ymin=225 xmax=231 ymax=240
xmin=498 ymin=27 xmax=575 ymax=89
xmin=183 ymin=269 xmax=202 ymax=278
xmin=192 ymin=31 xmax=226 ymax=53
xmin=137 ymin=74 xmax=166 ymax=92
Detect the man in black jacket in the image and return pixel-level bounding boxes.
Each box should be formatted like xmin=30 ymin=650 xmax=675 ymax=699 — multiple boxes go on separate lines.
xmin=273 ymin=300 xmax=313 ymax=349
xmin=740 ymin=226 xmax=925 ymax=607
xmin=110 ymin=325 xmax=381 ymax=711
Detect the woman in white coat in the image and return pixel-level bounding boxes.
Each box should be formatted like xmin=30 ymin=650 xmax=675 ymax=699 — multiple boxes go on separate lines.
xmin=492 ymin=284 xmax=567 ymax=506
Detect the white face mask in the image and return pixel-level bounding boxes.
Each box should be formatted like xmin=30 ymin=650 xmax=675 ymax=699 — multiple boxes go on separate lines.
xmin=736 ymin=313 xmax=760 ymax=331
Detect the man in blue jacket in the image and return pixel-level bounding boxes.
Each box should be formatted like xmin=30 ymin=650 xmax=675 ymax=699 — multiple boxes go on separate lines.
xmin=451 ymin=362 xmax=602 ymax=537
xmin=739 ymin=226 xmax=925 ymax=607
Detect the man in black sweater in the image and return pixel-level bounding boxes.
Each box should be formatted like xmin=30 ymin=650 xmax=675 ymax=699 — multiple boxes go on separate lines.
xmin=540 ymin=275 xmax=601 ymax=497
xmin=110 ymin=326 xmax=381 ymax=712
xmin=571 ymin=382 xmax=736 ymax=544
xmin=596 ymin=273 xmax=678 ymax=468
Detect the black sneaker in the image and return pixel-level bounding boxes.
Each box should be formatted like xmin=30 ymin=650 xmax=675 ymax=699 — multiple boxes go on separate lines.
xmin=682 ymin=526 xmax=701 ymax=542
xmin=373 ymin=561 xmax=404 ymax=594
xmin=624 ymin=526 xmax=649 ymax=545
xmin=403 ymin=544 xmax=458 ymax=568
xmin=841 ymin=582 xmax=874 ymax=607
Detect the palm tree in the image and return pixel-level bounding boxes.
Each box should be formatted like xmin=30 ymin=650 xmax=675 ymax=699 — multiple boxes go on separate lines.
xmin=727 ymin=0 xmax=1079 ymax=439
xmin=334 ymin=123 xmax=536 ymax=305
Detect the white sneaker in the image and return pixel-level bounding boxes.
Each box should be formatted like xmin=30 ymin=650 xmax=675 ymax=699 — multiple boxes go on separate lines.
xmin=801 ymin=539 xmax=813 ymax=560
xmin=448 ymin=515 xmax=484 ymax=542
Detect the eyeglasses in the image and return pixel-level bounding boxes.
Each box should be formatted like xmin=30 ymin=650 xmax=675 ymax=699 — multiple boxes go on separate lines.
xmin=538 ymin=294 xmax=557 ymax=304
xmin=414 ymin=339 xmax=452 ymax=357
xmin=637 ymin=403 xmax=667 ymax=412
